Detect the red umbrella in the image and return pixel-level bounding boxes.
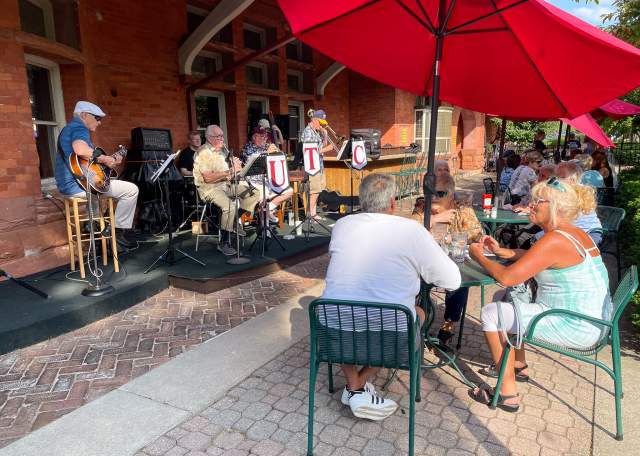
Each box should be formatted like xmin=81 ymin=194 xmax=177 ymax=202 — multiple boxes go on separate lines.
xmin=562 ymin=113 xmax=614 ymax=148
xmin=277 ymin=0 xmax=640 ymax=229
xmin=592 ymin=99 xmax=640 ymax=120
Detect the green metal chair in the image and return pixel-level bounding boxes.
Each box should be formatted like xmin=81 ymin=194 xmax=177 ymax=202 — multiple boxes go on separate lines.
xmin=491 ymin=265 xmax=639 ymax=440
xmin=596 ymin=205 xmax=626 ymax=280
xmin=307 ymin=299 xmax=422 ymax=456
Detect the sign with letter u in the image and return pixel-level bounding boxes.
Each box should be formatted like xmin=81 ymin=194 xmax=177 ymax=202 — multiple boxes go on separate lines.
xmin=351 ymin=140 xmax=368 ymax=170
xmin=303 ymin=143 xmax=321 ymax=176
xmin=266 ymin=154 xmax=290 ymax=194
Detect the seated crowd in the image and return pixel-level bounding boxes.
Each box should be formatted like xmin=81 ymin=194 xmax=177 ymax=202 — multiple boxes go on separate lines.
xmin=318 ymin=136 xmax=613 ymax=420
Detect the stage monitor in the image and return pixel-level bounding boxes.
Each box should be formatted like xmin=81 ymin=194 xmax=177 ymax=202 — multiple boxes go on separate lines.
xmin=131 ymin=127 xmax=173 ymax=152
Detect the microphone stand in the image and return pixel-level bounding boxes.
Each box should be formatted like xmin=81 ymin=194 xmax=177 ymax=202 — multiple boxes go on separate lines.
xmin=224 ymin=145 xmax=251 ymax=265
xmin=82 ymin=158 xmax=114 ymax=297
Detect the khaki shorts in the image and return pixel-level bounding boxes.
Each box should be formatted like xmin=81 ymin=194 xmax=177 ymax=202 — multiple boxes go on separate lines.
xmin=309 ymin=171 xmax=326 ymax=194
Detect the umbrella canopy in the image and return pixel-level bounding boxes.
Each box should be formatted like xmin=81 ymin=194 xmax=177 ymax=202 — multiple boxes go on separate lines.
xmin=278 ymin=0 xmax=640 ymax=119
xmin=592 ymin=98 xmax=640 ymax=120
xmin=562 ymin=113 xmax=614 ymax=148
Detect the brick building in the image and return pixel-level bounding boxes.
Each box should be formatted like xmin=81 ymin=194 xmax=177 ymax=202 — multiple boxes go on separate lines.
xmin=0 ymin=0 xmax=486 ymax=276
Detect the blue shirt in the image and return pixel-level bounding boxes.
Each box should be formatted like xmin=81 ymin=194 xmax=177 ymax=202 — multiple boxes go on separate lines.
xmin=55 ymin=117 xmax=93 ymax=195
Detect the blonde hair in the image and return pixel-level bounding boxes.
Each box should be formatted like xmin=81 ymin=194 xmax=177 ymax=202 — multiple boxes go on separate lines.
xmin=573 ymin=154 xmax=593 ymax=172
xmin=531 ymin=179 xmax=596 ymax=228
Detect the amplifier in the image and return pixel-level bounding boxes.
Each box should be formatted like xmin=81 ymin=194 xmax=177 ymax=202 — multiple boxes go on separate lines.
xmin=131 ymin=127 xmax=173 ymax=152
xmin=351 ymin=128 xmax=381 ymax=159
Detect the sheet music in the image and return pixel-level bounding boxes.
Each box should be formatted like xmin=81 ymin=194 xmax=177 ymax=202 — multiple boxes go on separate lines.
xmin=150 ymin=152 xmax=177 ymax=183
xmin=336 ymin=141 xmax=349 ymax=161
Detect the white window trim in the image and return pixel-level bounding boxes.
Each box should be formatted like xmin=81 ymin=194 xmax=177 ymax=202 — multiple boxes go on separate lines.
xmin=245 ymin=61 xmax=268 ymax=88
xmin=286 ymin=69 xmax=303 ymax=92
xmin=247 ymin=95 xmax=269 ymax=114
xmin=23 ymin=0 xmax=56 ymax=40
xmin=192 ymin=50 xmax=222 ymax=76
xmin=26 ymin=54 xmax=65 ymax=188
xmin=288 ymin=101 xmax=305 ymax=136
xmin=194 ymin=89 xmax=228 ymax=139
xmin=414 ymin=107 xmax=452 ymax=155
xmin=243 ymin=23 xmax=266 ymax=49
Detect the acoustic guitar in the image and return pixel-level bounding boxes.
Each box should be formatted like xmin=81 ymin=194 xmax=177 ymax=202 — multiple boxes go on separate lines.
xmin=69 ymin=145 xmax=128 ymax=194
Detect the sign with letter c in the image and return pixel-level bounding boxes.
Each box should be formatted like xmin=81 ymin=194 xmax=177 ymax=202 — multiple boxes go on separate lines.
xmin=351 ymin=140 xmax=367 ymax=170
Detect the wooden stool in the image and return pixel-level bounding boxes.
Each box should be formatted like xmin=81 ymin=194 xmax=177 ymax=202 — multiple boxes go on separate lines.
xmin=64 ymin=196 xmax=119 ymax=279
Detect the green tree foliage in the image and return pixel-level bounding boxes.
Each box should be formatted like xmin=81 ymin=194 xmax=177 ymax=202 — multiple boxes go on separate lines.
xmin=490 ymin=118 xmax=562 ymax=150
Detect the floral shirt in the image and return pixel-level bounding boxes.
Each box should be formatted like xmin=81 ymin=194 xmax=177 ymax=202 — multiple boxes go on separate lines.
xmin=193 ymin=143 xmax=228 ymax=192
xmin=241 ymin=141 xmax=268 ymax=185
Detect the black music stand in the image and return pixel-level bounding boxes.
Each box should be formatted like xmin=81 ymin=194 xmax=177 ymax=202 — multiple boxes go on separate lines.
xmin=336 ymin=140 xmax=359 ymax=213
xmin=292 ymin=173 xmax=332 ymax=242
xmin=144 ymin=153 xmax=205 ymax=274
xmin=246 ymin=154 xmax=286 ymax=256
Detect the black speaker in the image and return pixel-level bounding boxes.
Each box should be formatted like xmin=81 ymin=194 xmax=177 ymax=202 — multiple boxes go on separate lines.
xmin=351 ymin=128 xmax=381 ymax=159
xmin=274 ymin=114 xmax=290 ymax=139
xmin=131 ymin=127 xmax=173 ymax=152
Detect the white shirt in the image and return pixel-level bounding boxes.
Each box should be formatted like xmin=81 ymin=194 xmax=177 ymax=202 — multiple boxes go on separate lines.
xmin=509 ymin=165 xmax=538 ymax=197
xmin=322 ymin=213 xmax=461 ymax=326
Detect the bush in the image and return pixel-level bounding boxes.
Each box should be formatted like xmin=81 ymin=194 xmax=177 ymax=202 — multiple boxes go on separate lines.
xmin=615 ymin=168 xmax=640 ymax=329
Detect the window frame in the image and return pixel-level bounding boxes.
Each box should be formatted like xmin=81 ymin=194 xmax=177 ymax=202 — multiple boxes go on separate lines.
xmin=20 ymin=0 xmax=56 ymax=40
xmin=243 ymin=23 xmax=266 ymax=50
xmin=194 ymin=89 xmax=228 ymax=140
xmin=245 ymin=61 xmax=268 ymax=88
xmin=288 ymin=101 xmax=305 ymax=140
xmin=413 ymin=107 xmax=453 ymax=156
xmin=191 ymin=50 xmax=223 ymax=77
xmin=25 ymin=54 xmax=66 ymax=188
xmin=286 ymin=69 xmax=303 ymax=92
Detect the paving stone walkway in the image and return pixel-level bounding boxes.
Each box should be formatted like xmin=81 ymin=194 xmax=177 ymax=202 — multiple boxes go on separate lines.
xmin=134 ymin=283 xmax=600 ymax=456
xmin=0 ymin=256 xmax=328 ymax=449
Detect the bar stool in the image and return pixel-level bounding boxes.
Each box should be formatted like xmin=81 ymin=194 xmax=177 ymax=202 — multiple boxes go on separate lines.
xmin=64 ymin=196 xmax=119 ymax=279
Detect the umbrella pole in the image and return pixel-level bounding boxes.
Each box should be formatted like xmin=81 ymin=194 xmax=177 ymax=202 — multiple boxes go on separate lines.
xmin=555 ymin=120 xmax=563 ymax=163
xmin=563 ymin=125 xmax=571 ymax=156
xmin=496 ymin=118 xmax=507 ymax=188
xmin=423 ymin=2 xmax=447 ymax=230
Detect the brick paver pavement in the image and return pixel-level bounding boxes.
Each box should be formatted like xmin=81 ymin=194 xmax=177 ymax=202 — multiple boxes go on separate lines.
xmin=134 ymin=284 xmax=599 ymax=456
xmin=0 ymin=255 xmax=329 ymax=449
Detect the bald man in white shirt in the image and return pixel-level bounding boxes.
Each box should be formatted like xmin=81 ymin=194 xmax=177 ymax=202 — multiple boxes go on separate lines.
xmin=322 ymin=173 xmax=461 ymax=420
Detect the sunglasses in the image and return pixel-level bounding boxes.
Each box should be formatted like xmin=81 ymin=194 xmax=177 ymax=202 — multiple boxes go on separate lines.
xmin=92 ymin=114 xmax=102 ymax=122
xmin=435 ymin=190 xmax=449 ymax=198
xmin=546 ymin=176 xmax=565 ymax=192
xmin=208 ymin=134 xmax=224 ymax=139
xmin=530 ymin=197 xmax=549 ymax=207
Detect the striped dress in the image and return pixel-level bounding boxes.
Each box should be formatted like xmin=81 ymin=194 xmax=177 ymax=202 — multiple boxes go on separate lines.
xmin=516 ymin=230 xmax=612 ymax=349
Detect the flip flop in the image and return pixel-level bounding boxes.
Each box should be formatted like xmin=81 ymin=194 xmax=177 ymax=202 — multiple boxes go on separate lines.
xmin=479 ymin=363 xmax=530 ymax=382
xmin=469 ymin=384 xmax=520 ymax=413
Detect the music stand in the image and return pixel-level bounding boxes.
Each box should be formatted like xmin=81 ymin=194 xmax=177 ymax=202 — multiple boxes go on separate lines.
xmin=292 ymin=173 xmax=332 ymax=242
xmin=246 ymin=154 xmax=286 ymax=256
xmin=144 ymin=153 xmax=206 ymax=274
xmin=336 ymin=140 xmax=358 ymax=213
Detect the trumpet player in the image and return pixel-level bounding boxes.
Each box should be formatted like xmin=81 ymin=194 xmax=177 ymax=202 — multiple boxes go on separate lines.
xmin=241 ymin=126 xmax=294 ymax=223
xmin=302 ymin=109 xmax=334 ymax=221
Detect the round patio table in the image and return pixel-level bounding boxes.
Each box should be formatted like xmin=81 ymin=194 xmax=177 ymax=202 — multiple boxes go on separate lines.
xmin=417 ymin=258 xmax=498 ymax=388
xmin=475 ymin=209 xmax=530 ymax=238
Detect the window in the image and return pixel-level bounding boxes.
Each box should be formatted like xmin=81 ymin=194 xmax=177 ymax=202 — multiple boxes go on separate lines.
xmin=414 ymin=108 xmax=452 ymax=157
xmin=25 ymin=55 xmax=66 ymax=181
xmin=288 ymin=102 xmax=305 ymax=141
xmin=192 ymin=51 xmax=222 ymax=77
xmin=245 ymin=62 xmax=268 ymax=87
xmin=247 ymin=97 xmax=269 ymax=133
xmin=194 ymin=90 xmax=227 ymax=138
xmin=243 ymin=23 xmax=266 ymax=50
xmin=286 ymin=41 xmax=302 ymax=61
xmin=287 ymin=70 xmax=303 ymax=92
xmin=187 ymin=6 xmax=232 ymax=43
xmin=19 ymin=0 xmax=55 ymax=40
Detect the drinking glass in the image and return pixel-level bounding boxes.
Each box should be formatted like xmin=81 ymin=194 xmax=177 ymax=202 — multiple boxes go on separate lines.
xmin=451 ymin=232 xmax=468 ymax=263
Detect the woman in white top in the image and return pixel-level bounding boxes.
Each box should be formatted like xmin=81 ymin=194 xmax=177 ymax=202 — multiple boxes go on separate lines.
xmin=508 ymin=150 xmax=543 ymax=205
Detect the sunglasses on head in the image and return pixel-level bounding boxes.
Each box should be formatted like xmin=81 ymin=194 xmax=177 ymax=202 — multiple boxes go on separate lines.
xmin=545 ymin=176 xmax=565 ymax=192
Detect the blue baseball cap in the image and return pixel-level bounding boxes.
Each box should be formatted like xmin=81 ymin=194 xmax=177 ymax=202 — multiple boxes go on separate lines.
xmin=312 ymin=109 xmax=326 ymax=120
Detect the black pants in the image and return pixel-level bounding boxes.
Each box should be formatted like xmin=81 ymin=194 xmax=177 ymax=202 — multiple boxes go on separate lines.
xmin=444 ymin=287 xmax=469 ymax=322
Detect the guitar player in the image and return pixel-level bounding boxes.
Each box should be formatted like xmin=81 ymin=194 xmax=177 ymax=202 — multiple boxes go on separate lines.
xmin=54 ymin=101 xmax=139 ymax=252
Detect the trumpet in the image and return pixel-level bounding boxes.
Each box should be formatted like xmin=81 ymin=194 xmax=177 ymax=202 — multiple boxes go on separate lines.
xmin=307 ymin=108 xmax=347 ymax=153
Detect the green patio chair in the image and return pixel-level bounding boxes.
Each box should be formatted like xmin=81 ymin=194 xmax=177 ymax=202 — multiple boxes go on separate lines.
xmin=596 ymin=205 xmax=626 ymax=280
xmin=307 ymin=299 xmax=422 ymax=456
xmin=490 ymin=265 xmax=638 ymax=440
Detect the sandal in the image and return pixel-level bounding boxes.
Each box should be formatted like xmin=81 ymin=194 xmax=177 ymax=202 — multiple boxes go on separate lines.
xmin=469 ymin=384 xmax=520 ymax=413
xmin=479 ymin=363 xmax=530 ymax=383
xmin=437 ymin=321 xmax=455 ymax=346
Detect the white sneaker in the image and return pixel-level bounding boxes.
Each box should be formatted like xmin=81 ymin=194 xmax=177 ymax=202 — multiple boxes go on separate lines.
xmin=341 ymin=382 xmax=376 ymax=406
xmin=348 ymin=390 xmax=398 ymax=421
